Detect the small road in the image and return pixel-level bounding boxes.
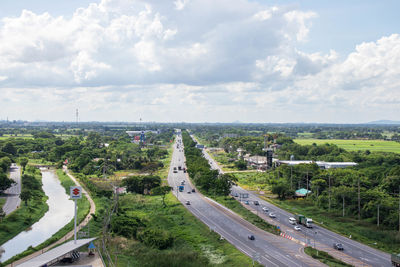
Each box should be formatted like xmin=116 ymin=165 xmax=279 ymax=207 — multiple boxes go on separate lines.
xmin=2 ymin=165 xmax=21 ymax=215
xmin=193 ymin=135 xmax=392 ymax=267
xmin=10 ymin=168 xmax=98 ymax=267
xmin=169 ymin=132 xmax=325 ymax=267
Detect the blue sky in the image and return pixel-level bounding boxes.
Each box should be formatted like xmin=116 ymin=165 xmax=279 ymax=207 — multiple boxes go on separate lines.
xmin=0 ymin=0 xmax=399 ymax=123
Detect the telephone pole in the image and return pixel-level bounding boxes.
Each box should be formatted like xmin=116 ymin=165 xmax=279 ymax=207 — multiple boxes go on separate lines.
xmin=358 ymin=177 xmax=361 ymax=220
xmin=328 ymin=174 xmax=331 ymax=212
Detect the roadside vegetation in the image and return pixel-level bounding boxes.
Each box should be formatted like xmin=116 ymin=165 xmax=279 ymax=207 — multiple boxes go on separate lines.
xmin=107 ymin=192 xmax=259 ymax=267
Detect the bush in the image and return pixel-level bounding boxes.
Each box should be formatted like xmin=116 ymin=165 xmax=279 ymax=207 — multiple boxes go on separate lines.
xmin=137 ymin=228 xmax=174 ymax=249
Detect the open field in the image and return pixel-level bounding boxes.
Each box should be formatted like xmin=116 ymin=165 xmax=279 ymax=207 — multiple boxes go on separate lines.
xmin=294 ymin=138 xmax=400 ymax=153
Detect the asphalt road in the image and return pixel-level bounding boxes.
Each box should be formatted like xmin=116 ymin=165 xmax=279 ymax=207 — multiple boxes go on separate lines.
xmin=2 ymin=165 xmax=21 ymax=215
xmin=194 ymin=136 xmax=392 ymax=267
xmin=168 ymin=132 xmax=324 ymax=267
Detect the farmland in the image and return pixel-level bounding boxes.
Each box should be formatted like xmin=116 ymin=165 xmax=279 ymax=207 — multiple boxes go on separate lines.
xmin=294 ymin=138 xmax=400 ymax=153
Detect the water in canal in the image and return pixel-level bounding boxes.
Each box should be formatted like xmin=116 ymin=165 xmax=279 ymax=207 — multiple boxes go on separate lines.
xmin=0 ymin=170 xmax=75 ymax=262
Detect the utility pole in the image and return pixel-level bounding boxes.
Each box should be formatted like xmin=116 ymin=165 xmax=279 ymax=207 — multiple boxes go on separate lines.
xmin=358 ymin=177 xmax=361 ymax=221
xmin=398 ymin=185 xmax=400 ymax=233
xmin=342 ymin=195 xmax=345 ymax=217
xmin=377 ymin=203 xmax=380 ymax=227
xmin=328 ymin=174 xmax=331 ymax=212
xmin=306 ymin=170 xmax=309 ymax=198
xmin=290 ymin=166 xmax=293 ymax=190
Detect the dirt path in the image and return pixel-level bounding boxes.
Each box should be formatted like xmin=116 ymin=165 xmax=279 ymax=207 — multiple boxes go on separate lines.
xmin=8 ymin=168 xmax=97 ymax=267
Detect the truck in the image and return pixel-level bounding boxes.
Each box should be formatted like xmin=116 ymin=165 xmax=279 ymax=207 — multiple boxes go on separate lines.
xmin=178 ymin=185 xmax=184 ymax=192
xmin=392 ymin=253 xmax=400 ymax=266
xmin=295 ymin=214 xmax=313 ymax=228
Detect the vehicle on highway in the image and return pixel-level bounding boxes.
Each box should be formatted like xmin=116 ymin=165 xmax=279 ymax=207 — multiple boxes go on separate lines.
xmin=289 ymin=217 xmax=296 ymax=225
xmin=295 ymin=214 xmax=313 ymax=228
xmin=244 ymin=200 xmax=249 ymax=205
xmin=186 ymin=200 xmax=191 ymax=205
xmin=269 ymin=212 xmax=276 ymax=218
xmin=294 ymin=225 xmax=301 ymax=231
xmin=253 ymin=201 xmax=259 ymax=205
xmin=174 ymin=167 xmax=177 ymax=170
xmin=187 ymin=191 xmax=191 ymax=194
xmin=191 ymin=189 xmax=195 ymax=193
xmin=173 ymin=170 xmax=178 ymax=173
xmin=179 ymin=185 xmax=184 ymax=192
xmin=234 ymin=193 xmax=239 ymax=197
xmin=333 ymin=243 xmax=344 ymax=250
xmin=248 ymin=235 xmax=255 ymax=240
xmin=181 ymin=180 xmax=185 ymax=185
xmin=391 ymin=253 xmax=400 ymax=266
xmin=262 ymin=206 xmax=269 ymax=212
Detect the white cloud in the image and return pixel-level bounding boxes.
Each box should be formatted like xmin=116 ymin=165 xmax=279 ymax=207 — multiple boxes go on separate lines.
xmin=0 ymin=0 xmax=398 ymax=123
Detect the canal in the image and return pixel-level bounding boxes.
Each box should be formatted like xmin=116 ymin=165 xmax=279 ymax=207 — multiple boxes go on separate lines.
xmin=0 ymin=169 xmax=74 ymax=262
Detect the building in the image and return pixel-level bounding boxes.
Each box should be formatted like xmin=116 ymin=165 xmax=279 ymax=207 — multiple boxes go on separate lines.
xmin=278 ymin=160 xmax=357 ymax=169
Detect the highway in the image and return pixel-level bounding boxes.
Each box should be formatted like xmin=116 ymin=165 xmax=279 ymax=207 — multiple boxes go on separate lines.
xmin=193 ymin=135 xmax=392 ymax=267
xmin=168 ymin=132 xmax=325 ymax=267
xmin=2 ymin=165 xmax=21 ymax=215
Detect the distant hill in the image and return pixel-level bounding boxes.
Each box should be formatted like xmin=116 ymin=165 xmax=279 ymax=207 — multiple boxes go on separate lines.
xmin=367 ymin=120 xmax=400 ymax=125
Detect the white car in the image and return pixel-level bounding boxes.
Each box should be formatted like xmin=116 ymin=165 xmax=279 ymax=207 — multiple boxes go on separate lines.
xmin=269 ymin=212 xmax=276 ymax=218
xmin=262 ymin=207 xmax=269 ymax=212
xmin=294 ymin=225 xmax=301 ymax=231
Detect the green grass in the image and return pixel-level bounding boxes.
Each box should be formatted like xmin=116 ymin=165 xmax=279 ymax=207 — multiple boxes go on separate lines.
xmin=294 ymin=139 xmax=400 ymax=153
xmin=107 ymin=193 xmax=261 ymax=267
xmin=0 ymin=173 xmax=49 ymax=246
xmin=304 ymin=247 xmax=352 ymax=267
xmin=155 ymin=145 xmax=173 ymax=184
xmin=1 ymin=170 xmax=91 ymax=266
xmin=0 ymin=198 xmax=5 ymax=210
xmin=265 ymin=197 xmax=400 ymax=254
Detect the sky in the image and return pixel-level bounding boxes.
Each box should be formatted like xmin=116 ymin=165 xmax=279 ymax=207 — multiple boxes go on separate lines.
xmin=0 ymin=0 xmax=399 ymax=123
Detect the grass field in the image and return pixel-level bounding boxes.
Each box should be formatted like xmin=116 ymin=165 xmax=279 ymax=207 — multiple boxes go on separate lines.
xmin=294 ymin=138 xmax=400 ymax=153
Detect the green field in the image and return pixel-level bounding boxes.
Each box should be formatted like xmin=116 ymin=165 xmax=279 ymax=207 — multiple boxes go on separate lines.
xmin=294 ymin=139 xmax=400 ymax=153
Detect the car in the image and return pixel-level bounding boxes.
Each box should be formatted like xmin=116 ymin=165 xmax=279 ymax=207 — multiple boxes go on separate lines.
xmin=173 ymin=170 xmax=178 ymax=173
xmin=294 ymin=225 xmax=301 ymax=231
xmin=248 ymin=235 xmax=255 ymax=240
xmin=269 ymin=212 xmax=276 ymax=218
xmin=333 ymin=243 xmax=344 ymax=250
xmin=191 ymin=189 xmax=195 ymax=193
xmin=187 ymin=191 xmax=191 ymax=194
xmin=253 ymin=201 xmax=259 ymax=205
xmin=262 ymin=207 xmax=269 ymax=212
xmin=289 ymin=217 xmax=296 ymax=225
xmin=244 ymin=200 xmax=249 ymax=205
xmin=186 ymin=200 xmax=191 ymax=205
xmin=181 ymin=181 xmax=185 ymax=185
xmin=234 ymin=193 xmax=239 ymax=197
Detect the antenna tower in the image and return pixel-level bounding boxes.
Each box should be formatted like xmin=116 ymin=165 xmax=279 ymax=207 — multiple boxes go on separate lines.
xmin=76 ymin=109 xmax=79 ymax=123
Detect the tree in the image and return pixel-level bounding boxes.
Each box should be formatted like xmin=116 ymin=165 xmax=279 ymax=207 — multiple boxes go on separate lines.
xmin=20 ymin=189 xmax=33 ymax=205
xmin=20 ymin=158 xmax=29 ymax=172
xmin=152 ymin=186 xmax=171 ymax=207
xmin=271 ymin=179 xmax=294 ymax=200
xmin=1 ymin=142 xmax=16 ymax=156
xmin=213 ymin=174 xmax=238 ymax=196
xmin=0 ymin=172 xmax=14 ymax=193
